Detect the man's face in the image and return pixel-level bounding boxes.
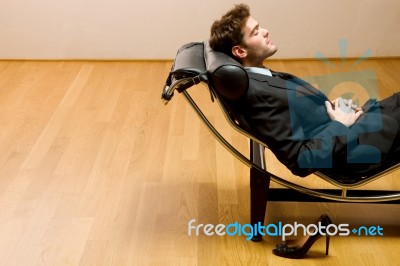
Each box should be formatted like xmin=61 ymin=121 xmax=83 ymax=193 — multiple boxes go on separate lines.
xmin=240 ymin=16 xmax=278 ymax=66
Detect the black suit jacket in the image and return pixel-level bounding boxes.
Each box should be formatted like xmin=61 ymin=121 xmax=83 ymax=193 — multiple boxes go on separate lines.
xmin=237 ymin=70 xmax=399 ymax=178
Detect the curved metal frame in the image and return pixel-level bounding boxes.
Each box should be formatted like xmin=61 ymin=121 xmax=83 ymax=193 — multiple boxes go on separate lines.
xmin=163 ymin=79 xmax=400 ymax=203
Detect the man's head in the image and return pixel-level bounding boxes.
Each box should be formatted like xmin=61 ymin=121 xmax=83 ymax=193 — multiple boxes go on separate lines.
xmin=209 ymin=3 xmax=278 ymax=67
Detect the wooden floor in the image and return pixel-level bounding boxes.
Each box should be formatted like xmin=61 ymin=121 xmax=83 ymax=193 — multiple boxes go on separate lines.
xmin=0 ymin=59 xmax=399 ymax=265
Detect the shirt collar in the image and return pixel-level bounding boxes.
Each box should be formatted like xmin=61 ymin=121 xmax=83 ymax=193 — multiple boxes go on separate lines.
xmin=245 ymin=67 xmax=273 ymax=77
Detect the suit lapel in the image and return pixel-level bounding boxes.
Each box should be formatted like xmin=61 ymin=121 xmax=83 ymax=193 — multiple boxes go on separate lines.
xmin=247 ymin=71 xmax=329 ymax=101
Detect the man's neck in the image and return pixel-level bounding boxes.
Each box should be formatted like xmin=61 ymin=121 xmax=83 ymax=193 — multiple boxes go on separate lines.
xmin=242 ymin=61 xmax=265 ymax=68
xmin=243 ymin=64 xmax=265 ymax=68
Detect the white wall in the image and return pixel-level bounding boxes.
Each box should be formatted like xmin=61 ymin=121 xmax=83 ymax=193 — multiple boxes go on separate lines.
xmin=0 ymin=0 xmax=399 ymax=60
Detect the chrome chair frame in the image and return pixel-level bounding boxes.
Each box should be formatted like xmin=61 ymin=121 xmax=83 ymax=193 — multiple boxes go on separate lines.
xmin=162 ymin=42 xmax=400 ymax=241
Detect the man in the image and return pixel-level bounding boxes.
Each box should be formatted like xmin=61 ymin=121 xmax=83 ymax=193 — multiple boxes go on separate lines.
xmin=209 ymin=4 xmax=400 ymax=180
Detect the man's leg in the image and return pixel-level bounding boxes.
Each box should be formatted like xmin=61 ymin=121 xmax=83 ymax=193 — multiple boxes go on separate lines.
xmin=377 ymin=92 xmax=400 ymax=159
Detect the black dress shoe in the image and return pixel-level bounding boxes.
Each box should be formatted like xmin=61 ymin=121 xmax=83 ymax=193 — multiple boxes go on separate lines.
xmin=272 ymin=214 xmax=332 ymax=259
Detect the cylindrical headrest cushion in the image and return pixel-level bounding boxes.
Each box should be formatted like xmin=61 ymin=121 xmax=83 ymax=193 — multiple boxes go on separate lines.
xmin=210 ymin=65 xmax=248 ymax=101
xmin=204 ymin=41 xmax=249 ymax=101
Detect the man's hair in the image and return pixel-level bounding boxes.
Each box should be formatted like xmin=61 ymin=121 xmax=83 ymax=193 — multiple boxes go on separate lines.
xmin=209 ymin=3 xmax=250 ymax=58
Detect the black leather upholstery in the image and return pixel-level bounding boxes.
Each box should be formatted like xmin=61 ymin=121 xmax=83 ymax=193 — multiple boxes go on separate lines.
xmin=171 ymin=42 xmax=207 ymax=78
xmin=169 ymin=41 xmax=254 ymax=134
xmin=203 ymin=41 xmax=249 ymax=101
xmin=170 ymin=41 xmax=249 ymax=102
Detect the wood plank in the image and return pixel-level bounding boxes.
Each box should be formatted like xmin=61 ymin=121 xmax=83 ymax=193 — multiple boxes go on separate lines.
xmin=0 ymin=59 xmax=398 ymax=265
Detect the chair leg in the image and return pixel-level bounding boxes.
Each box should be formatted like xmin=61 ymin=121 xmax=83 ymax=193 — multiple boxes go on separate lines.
xmin=250 ymin=140 xmax=270 ymax=242
xmin=250 ymin=167 xmax=270 ymax=241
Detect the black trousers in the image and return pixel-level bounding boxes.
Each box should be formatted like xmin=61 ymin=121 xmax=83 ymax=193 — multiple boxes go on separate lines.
xmin=324 ymin=92 xmax=400 ymax=180
xmin=378 ymin=92 xmax=400 ymax=156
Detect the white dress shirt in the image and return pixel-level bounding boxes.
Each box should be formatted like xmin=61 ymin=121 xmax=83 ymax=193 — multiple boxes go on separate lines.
xmin=245 ymin=67 xmax=273 ymax=77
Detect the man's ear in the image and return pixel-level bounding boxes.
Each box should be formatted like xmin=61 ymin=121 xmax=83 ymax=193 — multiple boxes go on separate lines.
xmin=232 ymin=45 xmax=247 ymax=59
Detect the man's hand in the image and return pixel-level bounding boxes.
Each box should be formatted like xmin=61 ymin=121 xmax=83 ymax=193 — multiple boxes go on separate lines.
xmin=325 ymin=97 xmax=363 ymax=127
